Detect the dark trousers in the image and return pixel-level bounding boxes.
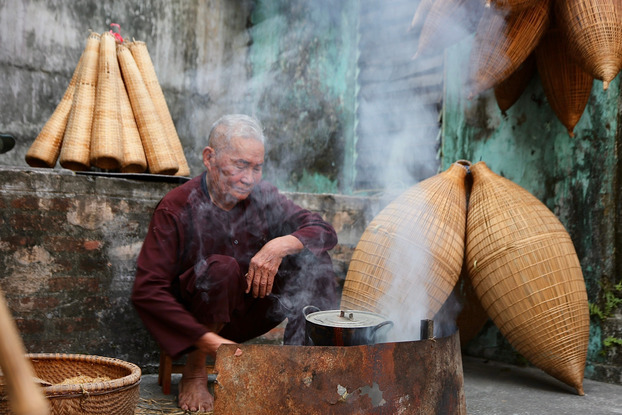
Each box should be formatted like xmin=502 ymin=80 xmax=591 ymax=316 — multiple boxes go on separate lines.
xmin=178 ymin=252 xmax=338 ymax=345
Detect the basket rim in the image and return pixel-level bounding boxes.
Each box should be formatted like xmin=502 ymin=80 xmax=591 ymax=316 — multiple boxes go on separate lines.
xmin=25 ymin=353 xmax=141 ymax=398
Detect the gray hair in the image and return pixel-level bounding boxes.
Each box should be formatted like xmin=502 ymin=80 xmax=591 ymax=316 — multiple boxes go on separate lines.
xmin=208 ymin=114 xmax=265 ymax=151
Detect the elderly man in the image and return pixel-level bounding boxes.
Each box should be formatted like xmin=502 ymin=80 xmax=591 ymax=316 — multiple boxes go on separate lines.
xmin=132 ymin=114 xmax=339 ymax=411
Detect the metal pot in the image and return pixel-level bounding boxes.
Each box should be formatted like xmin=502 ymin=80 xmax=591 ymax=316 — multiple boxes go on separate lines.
xmin=303 ymin=305 xmax=394 ymax=346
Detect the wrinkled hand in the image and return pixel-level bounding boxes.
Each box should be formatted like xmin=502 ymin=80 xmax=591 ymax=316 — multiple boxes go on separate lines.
xmin=195 ymin=332 xmax=237 ymax=358
xmin=246 ymin=235 xmax=303 ymax=298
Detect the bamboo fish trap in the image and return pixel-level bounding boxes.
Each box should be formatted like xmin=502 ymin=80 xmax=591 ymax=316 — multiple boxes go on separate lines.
xmin=413 ymin=0 xmax=483 ymax=59
xmin=341 ymin=161 xmax=469 ymax=333
xmin=26 ymin=30 xmax=187 ymax=176
xmin=535 ymin=29 xmax=593 ymax=137
xmin=493 ymin=53 xmax=535 ymax=113
xmin=555 ymin=0 xmax=622 ymax=91
xmin=465 ymin=162 xmax=589 ymax=395
xmin=469 ymin=0 xmax=551 ymax=97
xmin=129 ymin=41 xmax=190 ymax=176
xmin=59 ymin=32 xmax=101 ymax=172
xmin=486 ymin=0 xmax=540 ymax=13
xmin=25 ymin=52 xmax=84 ymax=168
xmin=90 ymin=32 xmax=123 ymax=170
xmin=117 ymin=67 xmax=147 ymax=174
xmin=117 ymin=43 xmax=179 ymax=176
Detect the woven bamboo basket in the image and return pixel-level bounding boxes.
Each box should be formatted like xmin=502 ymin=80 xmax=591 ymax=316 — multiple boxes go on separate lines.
xmin=59 ymin=32 xmax=100 ymax=172
xmin=535 ymin=29 xmax=593 ymax=137
xmin=414 ymin=0 xmax=483 ymax=59
xmin=469 ymin=0 xmax=551 ymax=97
xmin=341 ymin=161 xmax=469 ymax=337
xmin=25 ymin=52 xmax=84 ymax=168
xmin=90 ymin=32 xmax=123 ymax=170
xmin=555 ymin=0 xmax=622 ymax=90
xmin=486 ymin=0 xmax=540 ymax=13
xmin=117 ymin=63 xmax=147 ymax=173
xmin=0 ymin=354 xmax=141 ymax=415
xmin=129 ymin=41 xmax=190 ymax=176
xmin=465 ymin=162 xmax=589 ymax=395
xmin=494 ymin=53 xmax=535 ymax=112
xmin=117 ymin=43 xmax=178 ymax=175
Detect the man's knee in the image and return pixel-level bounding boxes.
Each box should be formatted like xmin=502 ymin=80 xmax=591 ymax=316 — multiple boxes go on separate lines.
xmin=195 ymin=254 xmax=243 ymax=292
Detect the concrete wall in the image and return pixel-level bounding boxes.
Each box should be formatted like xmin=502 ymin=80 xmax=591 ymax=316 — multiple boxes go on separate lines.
xmin=0 ymin=167 xmax=379 ymax=373
xmin=442 ymin=37 xmax=622 ymax=385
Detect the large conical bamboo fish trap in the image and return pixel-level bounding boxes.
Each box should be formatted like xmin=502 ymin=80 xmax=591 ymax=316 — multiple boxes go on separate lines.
xmin=555 ymin=0 xmax=622 ymax=91
xmin=26 ymin=28 xmax=188 ymax=177
xmin=341 ymin=161 xmax=469 ymax=339
xmin=493 ymin=53 xmax=536 ymax=112
xmin=535 ymin=29 xmax=593 ymax=137
xmin=413 ymin=0 xmax=483 ymax=59
xmin=465 ymin=162 xmax=589 ymax=395
xmin=469 ymin=0 xmax=551 ymax=97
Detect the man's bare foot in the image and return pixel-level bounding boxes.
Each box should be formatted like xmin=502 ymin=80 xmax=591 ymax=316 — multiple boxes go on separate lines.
xmin=178 ymin=375 xmax=213 ymax=412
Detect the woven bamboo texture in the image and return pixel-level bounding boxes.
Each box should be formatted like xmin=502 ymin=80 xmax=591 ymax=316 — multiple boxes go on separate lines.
xmin=129 ymin=41 xmax=190 ymax=176
xmin=486 ymin=0 xmax=540 ymax=13
xmin=341 ymin=161 xmax=469 ymax=325
xmin=494 ymin=53 xmax=535 ymax=112
xmin=25 ymin=52 xmax=84 ymax=168
xmin=0 ymin=354 xmax=140 ymax=415
xmin=90 ymin=32 xmax=123 ymax=170
xmin=465 ymin=162 xmax=589 ymax=395
xmin=117 ymin=65 xmax=147 ymax=173
xmin=414 ymin=0 xmax=483 ymax=59
xmin=535 ymin=29 xmax=593 ymax=137
xmin=59 ymin=32 xmax=100 ymax=172
xmin=117 ymin=43 xmax=178 ymax=175
xmin=555 ymin=0 xmax=622 ymax=90
xmin=469 ymin=0 xmax=551 ymax=97
xmin=410 ymin=0 xmax=434 ymax=34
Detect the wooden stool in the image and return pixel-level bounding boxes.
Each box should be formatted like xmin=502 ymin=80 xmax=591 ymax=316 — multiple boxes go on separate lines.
xmin=157 ymin=349 xmax=215 ymax=395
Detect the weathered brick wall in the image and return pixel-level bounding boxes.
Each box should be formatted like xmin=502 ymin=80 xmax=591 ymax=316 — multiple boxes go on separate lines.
xmin=0 ymin=167 xmax=378 ymax=372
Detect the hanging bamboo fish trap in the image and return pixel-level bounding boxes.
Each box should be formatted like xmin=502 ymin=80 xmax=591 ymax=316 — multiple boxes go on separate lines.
xmin=493 ymin=53 xmax=535 ymax=113
xmin=409 ymin=0 xmax=434 ymax=34
xmin=465 ymin=162 xmax=589 ymax=395
xmin=555 ymin=0 xmax=622 ymax=91
xmin=59 ymin=32 xmax=100 ymax=172
xmin=486 ymin=0 xmax=540 ymax=14
xmin=341 ymin=161 xmax=469 ymax=330
xmin=117 ymin=43 xmax=178 ymax=176
xmin=129 ymin=41 xmax=190 ymax=176
xmin=25 ymin=52 xmax=84 ymax=168
xmin=117 ymin=65 xmax=147 ymax=174
xmin=535 ymin=29 xmax=593 ymax=137
xmin=469 ymin=0 xmax=551 ymax=97
xmin=90 ymin=32 xmax=123 ymax=170
xmin=414 ymin=0 xmax=483 ymax=59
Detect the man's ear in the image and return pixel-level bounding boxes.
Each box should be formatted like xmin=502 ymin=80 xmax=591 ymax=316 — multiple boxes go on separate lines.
xmin=202 ymin=146 xmax=215 ymax=167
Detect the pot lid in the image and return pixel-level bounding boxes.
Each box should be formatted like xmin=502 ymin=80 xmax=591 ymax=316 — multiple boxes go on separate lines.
xmin=305 ymin=309 xmax=389 ymax=328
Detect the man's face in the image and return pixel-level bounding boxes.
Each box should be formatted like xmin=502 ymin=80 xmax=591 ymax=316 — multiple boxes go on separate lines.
xmin=203 ymin=136 xmax=265 ymax=209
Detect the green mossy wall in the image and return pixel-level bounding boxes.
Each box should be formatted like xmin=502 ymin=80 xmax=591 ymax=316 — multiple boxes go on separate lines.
xmin=249 ymin=0 xmax=359 ymax=194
